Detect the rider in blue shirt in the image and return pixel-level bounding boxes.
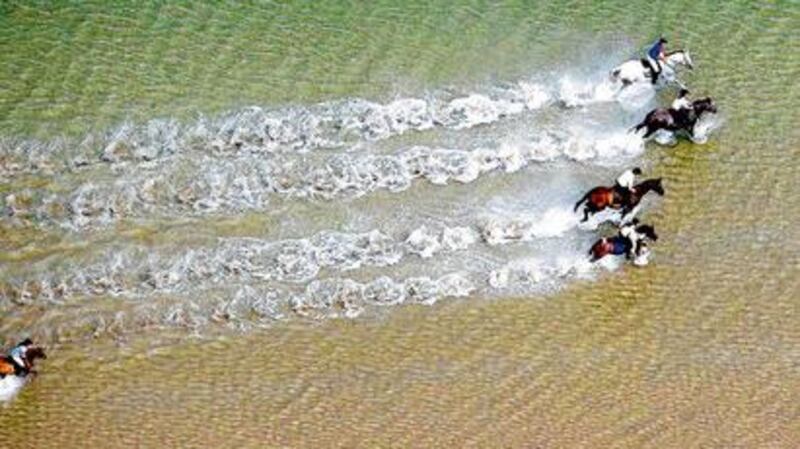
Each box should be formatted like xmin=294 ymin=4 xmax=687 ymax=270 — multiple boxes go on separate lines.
xmin=646 ymin=37 xmax=668 ymax=84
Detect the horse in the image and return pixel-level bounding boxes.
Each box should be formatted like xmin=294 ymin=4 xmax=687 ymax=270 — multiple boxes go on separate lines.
xmin=573 ymin=178 xmax=664 ymax=222
xmin=610 ymin=49 xmax=694 ymax=89
xmin=0 ymin=344 xmax=46 ymax=403
xmin=631 ymin=97 xmax=717 ymax=140
xmin=589 ymin=224 xmax=659 ymax=262
xmin=0 ymin=345 xmax=46 ymax=378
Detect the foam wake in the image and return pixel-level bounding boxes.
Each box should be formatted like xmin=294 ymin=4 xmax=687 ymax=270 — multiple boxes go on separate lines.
xmin=0 ymin=81 xmax=551 ymax=179
xmin=481 ymin=207 xmax=582 ymax=245
xmin=0 ymin=63 xmax=665 ymax=344
xmin=3 ymin=128 xmax=644 ymax=230
xmin=0 ymin=226 xmax=482 ymax=305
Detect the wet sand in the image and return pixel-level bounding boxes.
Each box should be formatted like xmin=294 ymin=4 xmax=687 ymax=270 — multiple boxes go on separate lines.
xmin=2 ymin=244 xmax=798 ymax=448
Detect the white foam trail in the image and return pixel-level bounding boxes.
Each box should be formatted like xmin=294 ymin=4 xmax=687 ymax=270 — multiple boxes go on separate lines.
xmin=562 ymin=128 xmax=645 ymax=164
xmin=0 ymin=375 xmax=28 ymax=403
xmin=488 ymin=253 xmax=611 ymax=292
xmin=18 ymin=271 xmax=477 ymax=336
xmin=654 ymin=130 xmax=678 ymax=146
xmin=557 ymin=76 xmax=618 ymax=108
xmin=556 ymin=72 xmax=657 ymax=112
xmin=691 ymin=113 xmax=723 ymax=144
xmin=4 ymin=127 xmax=645 ymax=231
xmin=0 ymin=64 xmax=663 ymax=343
xmin=481 ymin=207 xmax=581 ymax=245
xmin=0 ymin=225 xmax=481 ymax=304
xmin=0 ymin=81 xmax=553 ymax=179
xmin=290 ymin=271 xmax=475 ymax=317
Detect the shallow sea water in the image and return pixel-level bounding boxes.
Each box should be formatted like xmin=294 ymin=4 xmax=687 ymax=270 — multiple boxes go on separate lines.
xmin=1 ymin=1 xmax=798 ymax=447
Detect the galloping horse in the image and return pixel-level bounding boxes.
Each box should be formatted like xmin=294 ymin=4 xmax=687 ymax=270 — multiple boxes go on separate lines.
xmin=0 ymin=345 xmax=46 ymax=378
xmin=610 ymin=49 xmax=694 ymax=89
xmin=631 ymin=97 xmax=717 ymax=139
xmin=573 ymin=178 xmax=664 ymax=222
xmin=589 ymin=224 xmax=659 ymax=262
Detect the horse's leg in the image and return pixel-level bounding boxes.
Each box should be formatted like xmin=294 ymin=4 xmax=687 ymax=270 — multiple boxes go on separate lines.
xmin=582 ymin=206 xmax=594 ymax=222
xmin=620 ymin=205 xmax=633 ymax=221
xmin=628 ymin=240 xmax=641 ymax=260
xmin=642 ymin=125 xmax=658 ymax=139
xmin=631 ymin=120 xmax=647 ymax=135
xmin=583 ymin=202 xmax=602 ymax=222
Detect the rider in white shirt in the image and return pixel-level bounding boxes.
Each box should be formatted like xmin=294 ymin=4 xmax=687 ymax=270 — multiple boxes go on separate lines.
xmin=8 ymin=338 xmax=32 ymax=374
xmin=615 ymin=167 xmax=642 ymax=203
xmin=671 ymin=88 xmax=693 ymax=128
xmin=671 ymin=88 xmax=692 ymax=112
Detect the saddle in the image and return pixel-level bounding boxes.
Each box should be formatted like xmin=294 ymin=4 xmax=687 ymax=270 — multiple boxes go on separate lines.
xmin=612 ymin=185 xmax=632 ymax=206
xmin=0 ymin=356 xmax=18 ymax=377
xmin=610 ymin=236 xmax=632 ymax=255
xmin=671 ymin=107 xmax=697 ymax=129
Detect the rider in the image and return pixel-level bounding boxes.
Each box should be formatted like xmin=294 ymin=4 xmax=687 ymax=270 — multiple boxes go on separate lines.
xmin=646 ymin=37 xmax=668 ymax=84
xmin=618 ymin=218 xmax=643 ymax=259
xmin=671 ymin=88 xmax=693 ymax=128
xmin=8 ymin=338 xmax=33 ymax=375
xmin=671 ymin=88 xmax=692 ymax=112
xmin=614 ymin=167 xmax=642 ymax=205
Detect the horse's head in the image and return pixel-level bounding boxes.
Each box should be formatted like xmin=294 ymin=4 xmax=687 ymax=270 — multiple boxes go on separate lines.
xmin=635 ymin=224 xmax=659 ymax=242
xmin=25 ymin=346 xmax=46 ymax=366
xmin=638 ymin=178 xmax=665 ymax=196
xmin=666 ymin=49 xmax=694 ymax=70
xmin=693 ymin=97 xmax=717 ymax=115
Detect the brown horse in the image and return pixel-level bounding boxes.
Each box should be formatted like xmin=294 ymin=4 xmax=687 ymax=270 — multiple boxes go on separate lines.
xmin=574 ymin=178 xmax=664 ymax=222
xmin=588 ymin=224 xmax=659 ymax=262
xmin=631 ymin=97 xmax=717 ymax=139
xmin=0 ymin=345 xmax=46 ymax=378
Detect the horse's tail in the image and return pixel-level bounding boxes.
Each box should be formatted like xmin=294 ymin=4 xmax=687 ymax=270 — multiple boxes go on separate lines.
xmin=574 ymin=191 xmax=590 ymax=212
xmin=629 ymin=120 xmax=647 ymax=134
xmin=588 ymin=246 xmax=596 ymax=261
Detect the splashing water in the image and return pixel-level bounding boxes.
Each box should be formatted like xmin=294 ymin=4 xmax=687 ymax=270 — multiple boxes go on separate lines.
xmin=0 ymin=61 xmax=667 ymax=343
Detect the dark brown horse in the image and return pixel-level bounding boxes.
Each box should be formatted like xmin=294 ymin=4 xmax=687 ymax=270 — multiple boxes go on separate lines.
xmin=589 ymin=224 xmax=659 ymax=262
xmin=0 ymin=345 xmax=46 ymax=378
xmin=631 ymin=97 xmax=717 ymax=139
xmin=574 ymin=178 xmax=664 ymax=222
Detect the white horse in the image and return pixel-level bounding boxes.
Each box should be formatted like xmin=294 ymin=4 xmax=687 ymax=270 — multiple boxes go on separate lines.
xmin=610 ymin=50 xmax=694 ymax=90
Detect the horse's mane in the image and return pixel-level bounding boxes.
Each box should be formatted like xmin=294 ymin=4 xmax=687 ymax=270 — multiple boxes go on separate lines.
xmin=635 ymin=177 xmax=663 ymax=189
xmin=665 ymin=49 xmax=685 ymax=56
xmin=693 ymin=97 xmax=713 ymax=105
xmin=26 ymin=346 xmax=46 ymax=362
